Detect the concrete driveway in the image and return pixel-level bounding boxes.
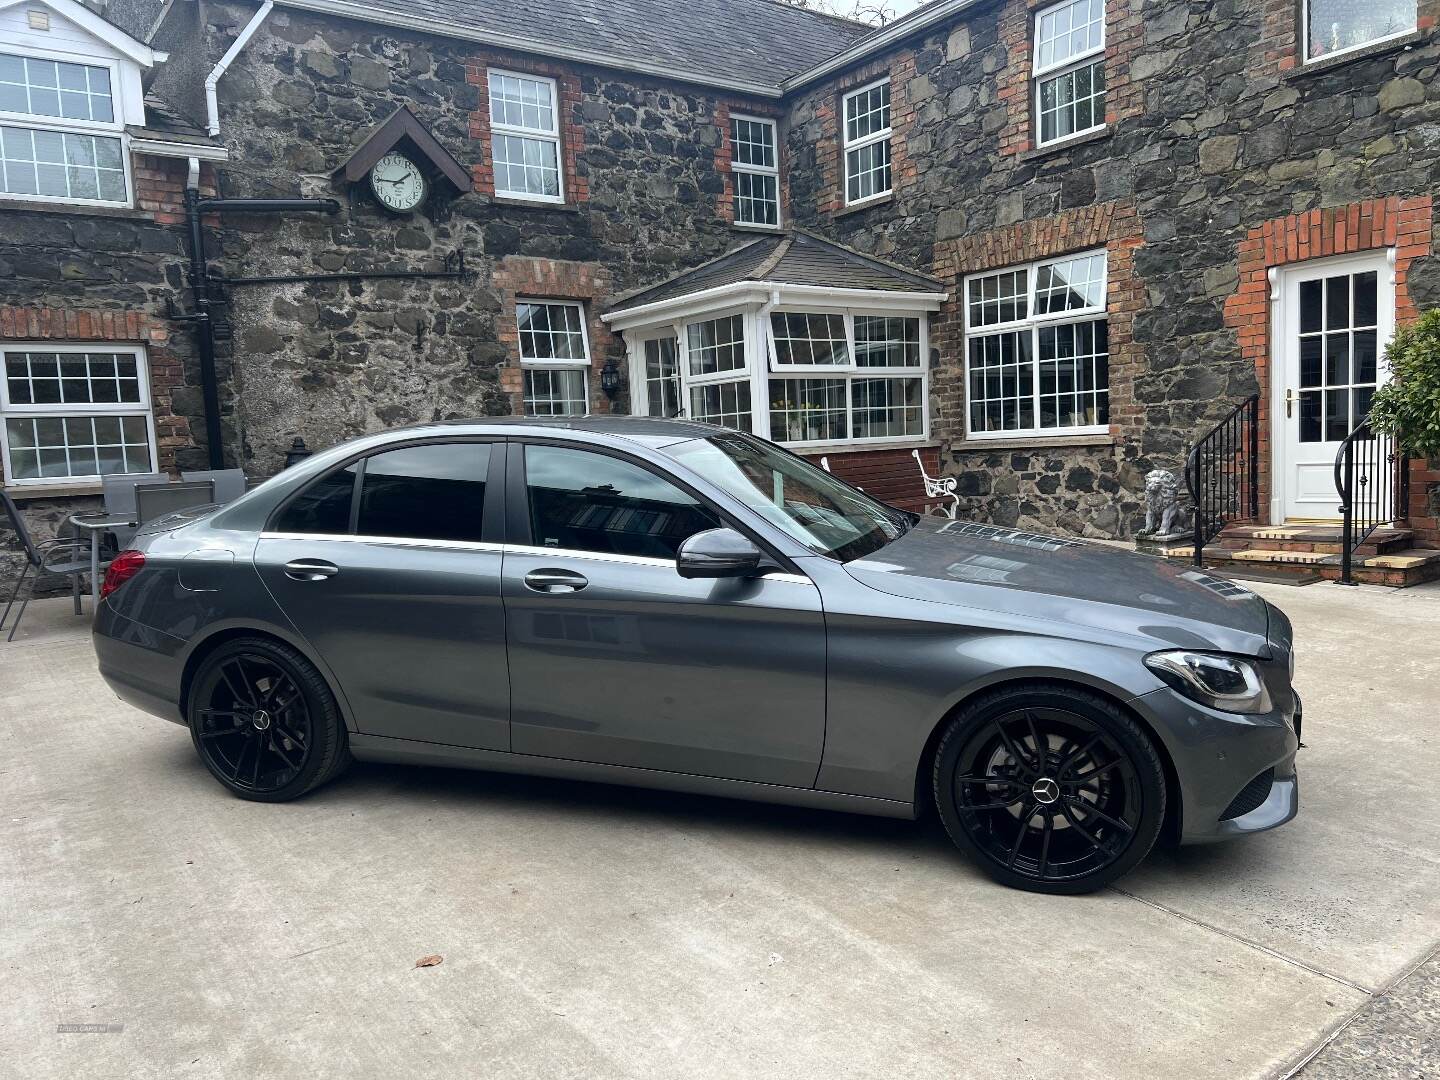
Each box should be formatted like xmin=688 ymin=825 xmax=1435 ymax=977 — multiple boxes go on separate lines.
xmin=2 ymin=579 xmax=1437 ymax=1080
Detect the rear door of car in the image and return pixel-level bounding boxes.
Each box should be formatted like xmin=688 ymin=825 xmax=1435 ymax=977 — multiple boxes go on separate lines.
xmin=500 ymin=438 xmax=826 ymax=788
xmin=253 ymin=437 xmax=511 ymax=750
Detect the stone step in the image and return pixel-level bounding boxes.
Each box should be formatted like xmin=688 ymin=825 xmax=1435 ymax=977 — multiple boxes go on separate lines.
xmin=1154 ymin=544 xmax=1440 ymax=588
xmin=1219 ymin=524 xmax=1413 ymax=556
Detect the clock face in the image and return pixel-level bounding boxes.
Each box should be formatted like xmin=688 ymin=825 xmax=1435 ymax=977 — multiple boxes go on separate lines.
xmin=370 ymin=152 xmax=426 ymax=213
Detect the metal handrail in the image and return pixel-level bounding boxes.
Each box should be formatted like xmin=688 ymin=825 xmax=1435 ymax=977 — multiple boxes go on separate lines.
xmin=1334 ymin=421 xmax=1409 ymax=586
xmin=1185 ymin=395 xmax=1260 ymax=567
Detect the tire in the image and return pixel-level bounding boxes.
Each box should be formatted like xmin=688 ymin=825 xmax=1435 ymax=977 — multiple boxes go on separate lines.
xmin=932 ymin=683 xmax=1166 ymax=895
xmin=187 ymin=636 xmax=351 ymax=802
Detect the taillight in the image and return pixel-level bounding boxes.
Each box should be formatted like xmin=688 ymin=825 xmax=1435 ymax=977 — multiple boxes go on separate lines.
xmin=101 ymin=550 xmax=146 ymax=599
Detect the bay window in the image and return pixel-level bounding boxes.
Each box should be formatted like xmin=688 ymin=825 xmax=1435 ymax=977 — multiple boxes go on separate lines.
xmin=1032 ymin=0 xmax=1106 ymax=147
xmin=518 ymin=300 xmax=590 ymax=416
xmin=1 ymin=345 xmax=155 ymax=484
xmin=686 ymin=314 xmax=752 ymax=430
xmin=964 ymin=250 xmax=1109 ymax=438
xmin=842 ymin=78 xmax=891 ymax=206
xmin=0 ymin=49 xmax=128 ymax=205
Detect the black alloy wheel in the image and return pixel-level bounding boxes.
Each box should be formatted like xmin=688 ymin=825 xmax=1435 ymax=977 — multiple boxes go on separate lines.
xmin=934 ymin=684 xmax=1166 ymax=894
xmin=188 ymin=637 xmax=350 ymax=802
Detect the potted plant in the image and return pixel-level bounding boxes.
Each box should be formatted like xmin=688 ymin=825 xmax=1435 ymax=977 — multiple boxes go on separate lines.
xmin=1368 ymin=308 xmax=1440 ymax=460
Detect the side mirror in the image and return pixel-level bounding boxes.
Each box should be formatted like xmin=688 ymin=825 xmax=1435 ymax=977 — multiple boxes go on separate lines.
xmin=676 ymin=527 xmax=765 ymax=579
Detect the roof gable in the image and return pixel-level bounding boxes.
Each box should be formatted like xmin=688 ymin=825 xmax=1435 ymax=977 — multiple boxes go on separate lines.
xmin=334 ymin=104 xmax=473 ymax=194
xmin=0 ymin=0 xmax=162 ymax=66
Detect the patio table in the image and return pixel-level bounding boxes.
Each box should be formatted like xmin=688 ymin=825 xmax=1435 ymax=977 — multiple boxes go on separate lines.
xmin=67 ymin=512 xmax=133 ymax=606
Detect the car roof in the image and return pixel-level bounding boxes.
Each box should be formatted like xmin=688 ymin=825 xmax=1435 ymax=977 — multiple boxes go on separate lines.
xmin=424 ymin=415 xmax=724 ymax=448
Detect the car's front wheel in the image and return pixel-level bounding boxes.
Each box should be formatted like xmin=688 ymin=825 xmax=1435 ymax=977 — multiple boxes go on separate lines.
xmin=187 ymin=636 xmax=350 ymax=802
xmin=933 ymin=684 xmax=1166 ymax=895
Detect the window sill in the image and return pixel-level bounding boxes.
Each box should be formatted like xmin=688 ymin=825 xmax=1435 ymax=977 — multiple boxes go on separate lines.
xmin=730 ymin=221 xmax=784 ymax=235
xmin=834 ymin=193 xmax=893 ymax=219
xmin=487 ymin=195 xmax=582 ymax=213
xmin=954 ymin=433 xmax=1115 ymax=453
xmin=0 ymin=198 xmax=145 ymax=220
xmin=0 ymin=482 xmax=105 ymax=500
xmin=1020 ymin=125 xmax=1111 ymax=163
xmin=1288 ymin=31 xmax=1427 ymax=78
xmin=791 ymin=438 xmax=938 ymax=456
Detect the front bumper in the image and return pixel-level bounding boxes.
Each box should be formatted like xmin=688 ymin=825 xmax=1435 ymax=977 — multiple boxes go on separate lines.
xmin=1128 ymin=685 xmax=1300 ymax=844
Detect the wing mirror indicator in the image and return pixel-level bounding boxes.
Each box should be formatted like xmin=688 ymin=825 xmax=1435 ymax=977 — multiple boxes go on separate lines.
xmin=676 ymin=528 xmax=765 ymax=579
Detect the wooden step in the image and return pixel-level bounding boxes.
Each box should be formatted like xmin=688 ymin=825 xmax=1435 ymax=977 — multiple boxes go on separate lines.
xmin=1156 ymin=544 xmax=1440 ymax=588
xmin=1218 ymin=524 xmax=1413 ymax=557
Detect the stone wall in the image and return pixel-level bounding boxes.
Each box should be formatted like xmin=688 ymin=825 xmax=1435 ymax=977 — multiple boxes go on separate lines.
xmin=201 ymin=0 xmax=783 ymax=474
xmin=785 ymin=0 xmax=1440 ymax=537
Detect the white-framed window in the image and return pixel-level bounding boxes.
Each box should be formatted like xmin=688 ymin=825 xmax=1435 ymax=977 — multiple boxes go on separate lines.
xmin=842 ymin=78 xmax=891 ymax=206
xmin=0 ymin=47 xmax=129 ymax=206
xmin=1032 ymin=0 xmax=1106 ymax=147
xmin=964 ymin=250 xmax=1110 ymax=438
xmin=517 ymin=300 xmax=589 ymax=416
xmin=729 ymin=114 xmax=780 ymax=228
xmin=686 ymin=313 xmax=752 ymax=430
xmin=1 ymin=343 xmax=156 ymax=485
xmin=488 ymin=69 xmax=563 ymax=203
xmin=1303 ymin=0 xmax=1416 ymax=61
xmin=766 ymin=310 xmax=925 ymax=444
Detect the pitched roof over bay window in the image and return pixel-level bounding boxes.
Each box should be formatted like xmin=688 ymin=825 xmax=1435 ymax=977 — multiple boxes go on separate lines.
xmin=603 ymin=232 xmax=945 ymax=450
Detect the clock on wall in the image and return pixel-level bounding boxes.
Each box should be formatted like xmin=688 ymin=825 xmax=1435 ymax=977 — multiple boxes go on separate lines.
xmin=369 ymin=151 xmax=428 ymax=213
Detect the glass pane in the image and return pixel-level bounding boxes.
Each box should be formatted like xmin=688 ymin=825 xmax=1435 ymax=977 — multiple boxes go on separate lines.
xmin=1324 ymin=389 xmax=1350 ymax=441
xmin=644 ymin=337 xmax=681 ymax=418
xmin=1299 ymin=279 xmax=1322 ymax=334
xmin=274 ymin=463 xmax=358 ymax=534
xmin=523 ymin=368 xmax=587 ymax=416
xmin=1325 ymin=276 xmax=1349 ymax=330
xmin=517 ymin=302 xmax=587 ymax=361
xmin=356 ymin=442 xmax=491 ymax=542
xmin=854 ymin=315 xmax=920 ymax=367
xmin=768 ymin=377 xmax=848 ymax=442
xmin=1353 ymin=330 xmax=1378 ymax=384
xmin=1307 ymin=0 xmax=1416 ymax=57
xmin=524 ymin=444 xmax=721 ymax=558
xmin=852 ymin=377 xmax=923 ymax=439
xmin=689 ymin=379 xmax=752 ymax=431
xmin=686 ymin=315 xmax=745 ymax=376
xmin=1324 ymin=332 xmax=1349 ymax=385
xmin=1299 ymin=336 xmax=1323 ymax=387
xmin=1352 ymin=271 xmax=1378 ymax=327
xmin=769 ymin=311 xmax=849 ymax=366
xmin=1354 ymin=384 xmax=1375 ymax=423
xmin=1299 ymin=390 xmax=1322 ymax=443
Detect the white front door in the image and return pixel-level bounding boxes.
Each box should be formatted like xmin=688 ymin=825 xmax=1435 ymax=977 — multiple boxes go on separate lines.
xmin=1275 ymin=253 xmax=1393 ymax=521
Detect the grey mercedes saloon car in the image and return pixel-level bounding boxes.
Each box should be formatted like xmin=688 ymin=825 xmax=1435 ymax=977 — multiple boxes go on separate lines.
xmin=93 ymin=417 xmax=1300 ymax=894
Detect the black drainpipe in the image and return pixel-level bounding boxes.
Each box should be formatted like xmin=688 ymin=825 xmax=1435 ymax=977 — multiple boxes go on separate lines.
xmin=182 ymin=162 xmax=340 ymax=468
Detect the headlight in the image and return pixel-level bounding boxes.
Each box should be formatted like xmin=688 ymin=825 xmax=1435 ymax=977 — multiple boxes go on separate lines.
xmin=1144 ymin=651 xmax=1272 ymax=714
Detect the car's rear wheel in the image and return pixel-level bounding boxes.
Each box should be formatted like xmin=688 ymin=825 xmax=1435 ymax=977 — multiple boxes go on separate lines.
xmin=933 ymin=684 xmax=1165 ymax=895
xmin=187 ymin=637 xmax=350 ymax=802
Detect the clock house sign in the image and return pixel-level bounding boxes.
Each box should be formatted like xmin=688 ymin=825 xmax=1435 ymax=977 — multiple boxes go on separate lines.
xmin=334 ymin=104 xmax=473 ymax=214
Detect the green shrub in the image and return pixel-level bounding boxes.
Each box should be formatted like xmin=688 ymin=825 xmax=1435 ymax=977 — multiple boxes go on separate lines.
xmin=1368 ymin=308 xmax=1440 ymax=458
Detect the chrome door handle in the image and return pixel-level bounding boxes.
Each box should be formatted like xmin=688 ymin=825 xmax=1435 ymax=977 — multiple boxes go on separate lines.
xmin=284 ymin=559 xmax=339 ymax=581
xmin=523 ymin=568 xmax=588 ymax=593
xmin=1286 ymin=388 xmax=1296 ymax=418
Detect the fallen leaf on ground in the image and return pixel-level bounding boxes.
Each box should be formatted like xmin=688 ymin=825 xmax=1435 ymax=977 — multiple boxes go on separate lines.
xmin=415 ymin=954 xmax=443 ymax=968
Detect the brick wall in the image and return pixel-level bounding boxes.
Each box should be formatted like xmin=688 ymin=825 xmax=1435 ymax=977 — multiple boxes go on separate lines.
xmin=491 ymin=256 xmax=619 ymax=416
xmin=712 ymin=99 xmax=787 ymax=227
xmin=796 ymin=444 xmax=944 ymax=512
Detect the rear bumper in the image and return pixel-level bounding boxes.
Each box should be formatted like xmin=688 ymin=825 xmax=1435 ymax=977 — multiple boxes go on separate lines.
xmin=93 ymin=604 xmax=187 ymax=727
xmin=1128 ymin=685 xmax=1300 ymax=844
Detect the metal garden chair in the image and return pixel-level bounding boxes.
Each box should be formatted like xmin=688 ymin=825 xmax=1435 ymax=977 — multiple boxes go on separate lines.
xmin=1 ymin=489 xmax=103 ymax=642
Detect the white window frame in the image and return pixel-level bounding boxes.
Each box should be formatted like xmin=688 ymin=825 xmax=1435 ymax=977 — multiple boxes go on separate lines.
xmin=729 ymin=113 xmax=781 ymax=229
xmin=841 ymin=77 xmax=891 ymax=208
xmin=487 ymin=68 xmax=564 ymax=205
xmin=1301 ymin=0 xmax=1418 ymax=63
xmin=0 ymin=342 xmax=157 ymax=487
xmin=1031 ymin=0 xmax=1107 ymax=148
xmin=0 ymin=42 xmax=132 ymax=208
xmin=516 ymin=298 xmax=590 ymax=416
xmin=963 ymin=249 xmax=1110 ymax=441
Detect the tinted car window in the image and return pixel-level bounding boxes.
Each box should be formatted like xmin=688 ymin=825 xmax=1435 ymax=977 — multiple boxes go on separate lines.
xmin=273 ymin=462 xmax=357 ymax=534
xmin=524 ymin=444 xmax=720 ymax=559
xmin=357 ymin=442 xmax=491 ymax=542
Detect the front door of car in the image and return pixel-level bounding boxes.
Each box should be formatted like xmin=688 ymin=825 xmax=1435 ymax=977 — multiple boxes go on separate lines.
xmin=502 ymin=441 xmax=826 ymax=789
xmin=254 ymin=439 xmax=510 ymax=750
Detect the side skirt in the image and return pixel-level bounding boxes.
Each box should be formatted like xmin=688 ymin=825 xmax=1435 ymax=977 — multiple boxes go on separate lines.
xmin=348 ymin=734 xmax=918 ymax=821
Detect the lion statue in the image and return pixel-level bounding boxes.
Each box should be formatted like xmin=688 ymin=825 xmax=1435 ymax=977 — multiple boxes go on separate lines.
xmin=1142 ymin=468 xmax=1185 ymax=536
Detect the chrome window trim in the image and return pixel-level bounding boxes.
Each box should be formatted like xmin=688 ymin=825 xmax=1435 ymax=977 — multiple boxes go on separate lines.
xmin=259 ymin=531 xmax=503 ymax=553
xmin=504 ymin=542 xmax=813 ymax=584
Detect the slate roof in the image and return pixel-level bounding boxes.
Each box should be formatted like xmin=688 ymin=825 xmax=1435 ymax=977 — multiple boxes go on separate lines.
xmin=607 ymin=231 xmax=944 ymax=313
xmin=307 ymin=0 xmax=874 ymax=90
